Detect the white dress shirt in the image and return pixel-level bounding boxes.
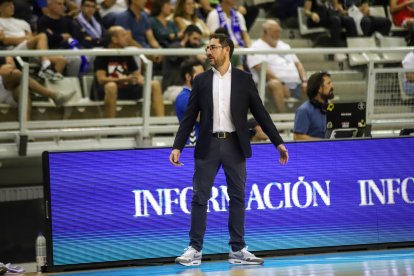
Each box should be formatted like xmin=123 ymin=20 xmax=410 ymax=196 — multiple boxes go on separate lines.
xmin=212 ymin=64 xmax=235 ymax=133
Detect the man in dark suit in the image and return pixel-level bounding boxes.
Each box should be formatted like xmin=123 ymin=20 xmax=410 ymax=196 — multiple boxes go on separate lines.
xmin=169 ymin=33 xmax=289 ymax=266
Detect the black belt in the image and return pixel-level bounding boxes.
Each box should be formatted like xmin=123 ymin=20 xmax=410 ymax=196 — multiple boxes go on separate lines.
xmin=212 ymin=132 xmax=235 ymax=139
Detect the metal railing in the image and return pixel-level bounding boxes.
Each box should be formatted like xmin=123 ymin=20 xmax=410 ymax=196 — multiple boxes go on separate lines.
xmin=0 ymin=46 xmax=414 ymax=157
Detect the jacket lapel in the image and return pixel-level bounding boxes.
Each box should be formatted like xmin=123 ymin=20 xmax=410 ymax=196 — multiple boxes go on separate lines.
xmin=206 ymin=70 xmax=214 ymax=114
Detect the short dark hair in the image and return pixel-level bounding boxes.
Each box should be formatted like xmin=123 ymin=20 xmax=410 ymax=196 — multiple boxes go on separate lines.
xmin=209 ymin=33 xmax=234 ymax=58
xmin=183 ymin=24 xmax=202 ymax=37
xmin=180 ymin=59 xmax=203 ymax=82
xmin=306 ymin=71 xmax=331 ymax=99
xmin=150 ymin=0 xmax=170 ymax=16
xmin=0 ymin=0 xmax=12 ymax=5
xmin=81 ymin=0 xmax=96 ymax=5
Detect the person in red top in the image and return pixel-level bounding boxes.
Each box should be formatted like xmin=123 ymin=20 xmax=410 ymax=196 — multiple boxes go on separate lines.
xmin=390 ymin=0 xmax=414 ymax=28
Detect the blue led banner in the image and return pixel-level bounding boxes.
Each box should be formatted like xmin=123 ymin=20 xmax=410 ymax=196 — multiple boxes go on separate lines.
xmin=43 ymin=137 xmax=414 ymax=268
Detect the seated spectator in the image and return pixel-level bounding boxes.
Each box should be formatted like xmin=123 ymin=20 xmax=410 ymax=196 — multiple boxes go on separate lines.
xmin=162 ymin=25 xmax=205 ymax=101
xmin=293 ymin=71 xmax=335 ymax=140
xmin=342 ymin=0 xmax=391 ymax=36
xmin=97 ymin=0 xmax=127 ymax=27
xmin=37 ymin=0 xmax=80 ymax=17
xmin=13 ymin=0 xmax=36 ymax=30
xmin=175 ymin=59 xmax=204 ymax=145
xmin=247 ymin=118 xmax=268 ymax=142
xmin=174 ymin=0 xmax=211 ymax=38
xmin=0 ymin=61 xmax=76 ymax=119
xmin=149 ymin=0 xmax=180 ymax=48
xmin=92 ymin=26 xmax=164 ymax=118
xmin=114 ymin=0 xmax=161 ymax=49
xmin=73 ymin=0 xmax=108 ymax=49
xmin=402 ymin=51 xmax=414 ymax=95
xmin=304 ymin=0 xmax=357 ymax=60
xmin=247 ymin=20 xmax=307 ymax=113
xmin=206 ymin=0 xmax=251 ymax=47
xmin=37 ymin=0 xmax=82 ymax=76
xmin=0 ymin=0 xmax=65 ymax=81
xmin=389 ymin=0 xmax=414 ymax=29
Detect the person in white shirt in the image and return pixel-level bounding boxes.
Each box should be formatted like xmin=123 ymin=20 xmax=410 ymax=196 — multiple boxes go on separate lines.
xmin=402 ymin=51 xmax=414 ymax=95
xmin=247 ymin=19 xmax=308 ymax=113
xmin=206 ymin=0 xmax=251 ymax=48
xmin=0 ymin=0 xmax=65 ymax=81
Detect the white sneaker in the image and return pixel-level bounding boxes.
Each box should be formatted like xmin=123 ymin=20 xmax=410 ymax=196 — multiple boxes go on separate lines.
xmin=38 ymin=66 xmax=64 ymax=82
xmin=52 ymin=90 xmax=76 ymax=107
xmin=175 ymin=246 xmax=202 ymax=266
xmin=229 ymin=247 xmax=264 ymax=265
xmin=334 ymin=53 xmax=347 ymax=62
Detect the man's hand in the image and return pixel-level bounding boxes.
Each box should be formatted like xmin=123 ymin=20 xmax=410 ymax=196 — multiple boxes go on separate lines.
xmin=277 ymin=144 xmax=289 ymax=165
xmin=169 ymin=149 xmax=184 ymax=166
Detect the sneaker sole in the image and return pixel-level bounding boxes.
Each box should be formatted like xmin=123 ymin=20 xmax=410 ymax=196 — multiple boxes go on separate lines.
xmin=228 ymin=258 xmax=264 ymax=265
xmin=175 ymin=259 xmax=201 ymax=266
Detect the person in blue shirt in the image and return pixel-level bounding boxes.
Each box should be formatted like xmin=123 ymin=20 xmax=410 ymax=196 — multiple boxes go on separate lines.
xmin=293 ymin=71 xmax=334 ymax=140
xmin=114 ymin=0 xmax=161 ymax=49
xmin=175 ymin=59 xmax=204 ymax=145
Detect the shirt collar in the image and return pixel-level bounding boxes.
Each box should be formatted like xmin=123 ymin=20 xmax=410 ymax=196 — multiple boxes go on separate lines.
xmin=212 ymin=63 xmax=232 ymax=77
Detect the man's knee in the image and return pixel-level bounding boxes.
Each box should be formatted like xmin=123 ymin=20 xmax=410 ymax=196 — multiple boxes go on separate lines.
xmin=104 ymin=82 xmax=118 ymax=99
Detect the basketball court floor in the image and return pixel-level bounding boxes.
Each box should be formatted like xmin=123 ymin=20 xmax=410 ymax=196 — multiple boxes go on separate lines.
xmin=21 ymin=247 xmax=414 ymax=275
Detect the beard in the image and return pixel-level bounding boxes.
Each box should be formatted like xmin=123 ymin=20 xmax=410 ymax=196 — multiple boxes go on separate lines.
xmin=322 ymin=89 xmax=334 ymax=101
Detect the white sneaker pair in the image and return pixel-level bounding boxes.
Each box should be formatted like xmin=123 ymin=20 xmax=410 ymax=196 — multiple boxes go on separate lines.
xmin=175 ymin=246 xmax=264 ymax=266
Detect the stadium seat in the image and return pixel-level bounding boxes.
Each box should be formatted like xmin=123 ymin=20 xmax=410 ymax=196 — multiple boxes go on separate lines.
xmin=297 ymin=7 xmax=329 ymax=36
xmin=378 ymin=36 xmax=407 ymax=63
xmin=369 ymin=5 xmax=387 ymax=18
xmin=386 ymin=6 xmax=406 ymax=33
xmin=346 ymin=37 xmax=381 ymax=66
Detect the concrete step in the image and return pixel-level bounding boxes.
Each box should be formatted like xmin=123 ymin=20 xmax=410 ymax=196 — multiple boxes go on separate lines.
xmin=305 ymin=70 xmax=366 ymax=82
xmin=333 ymin=81 xmax=367 ymax=101
xmin=285 ymin=38 xmax=312 ymax=48
xmin=302 ymin=60 xmax=345 ymax=71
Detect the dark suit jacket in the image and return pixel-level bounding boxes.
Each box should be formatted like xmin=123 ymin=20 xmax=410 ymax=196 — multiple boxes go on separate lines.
xmin=172 ymin=67 xmax=284 ymax=159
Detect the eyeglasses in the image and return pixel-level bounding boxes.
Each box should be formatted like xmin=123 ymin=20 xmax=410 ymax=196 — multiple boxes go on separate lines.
xmin=205 ymin=45 xmax=223 ymax=52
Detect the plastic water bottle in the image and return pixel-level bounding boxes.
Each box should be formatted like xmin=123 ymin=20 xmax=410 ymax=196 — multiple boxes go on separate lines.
xmin=35 ymin=233 xmax=47 ymax=272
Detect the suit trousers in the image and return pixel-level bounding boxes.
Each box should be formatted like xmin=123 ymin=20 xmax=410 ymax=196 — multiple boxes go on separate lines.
xmin=189 ymin=134 xmax=247 ymax=252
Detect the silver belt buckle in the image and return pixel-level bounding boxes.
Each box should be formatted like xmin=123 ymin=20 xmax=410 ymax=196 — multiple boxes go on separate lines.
xmin=218 ymin=132 xmax=226 ymax=139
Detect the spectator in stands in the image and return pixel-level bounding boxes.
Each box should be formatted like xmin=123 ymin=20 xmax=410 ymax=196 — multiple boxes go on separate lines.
xmin=37 ymin=0 xmax=82 ymax=76
xmin=175 ymin=59 xmax=205 ymax=145
xmin=97 ymin=0 xmax=127 ymax=27
xmin=293 ymin=71 xmax=334 ymax=140
xmin=73 ymin=0 xmax=108 ymax=49
xmin=0 ymin=61 xmax=76 ymax=119
xmin=402 ymin=51 xmax=414 ymax=95
xmin=0 ymin=0 xmax=66 ymax=81
xmin=247 ymin=20 xmax=308 ymax=113
xmin=389 ymin=0 xmax=414 ymax=29
xmin=92 ymin=26 xmax=164 ymax=118
xmin=37 ymin=0 xmax=80 ymax=17
xmin=247 ymin=118 xmax=268 ymax=142
xmin=13 ymin=0 xmax=36 ymax=31
xmin=206 ymin=0 xmax=251 ymax=47
xmin=150 ymin=0 xmax=181 ymax=48
xmin=304 ymin=0 xmax=357 ymax=60
xmin=114 ymin=0 xmax=161 ymax=49
xmin=341 ymin=0 xmax=391 ymax=36
xmin=174 ymin=0 xmax=211 ymax=38
xmin=162 ymin=25 xmax=205 ymax=101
